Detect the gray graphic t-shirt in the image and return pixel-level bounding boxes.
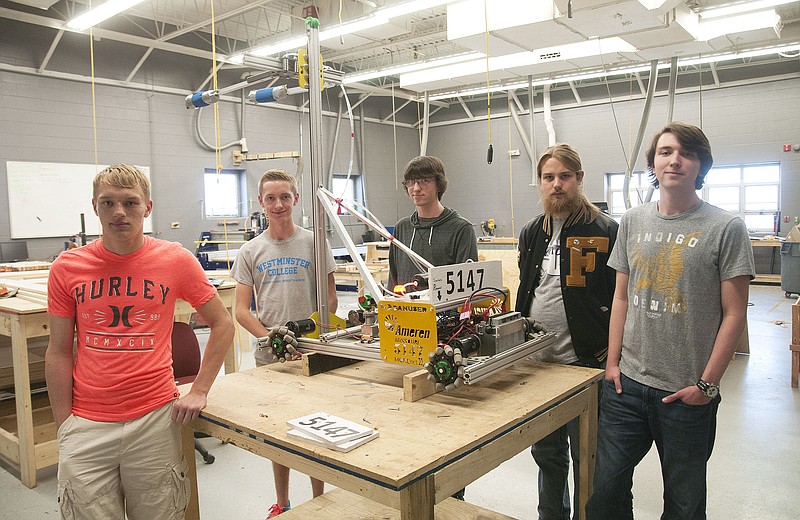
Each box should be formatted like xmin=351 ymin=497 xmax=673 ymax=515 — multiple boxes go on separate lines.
xmin=609 ymin=201 xmax=754 ymax=392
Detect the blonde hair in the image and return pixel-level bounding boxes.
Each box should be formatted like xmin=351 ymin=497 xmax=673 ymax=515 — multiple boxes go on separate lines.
xmin=93 ymin=164 xmax=151 ymax=201
xmin=259 ymin=169 xmax=298 ymax=196
xmin=536 ymin=144 xmax=601 ymax=233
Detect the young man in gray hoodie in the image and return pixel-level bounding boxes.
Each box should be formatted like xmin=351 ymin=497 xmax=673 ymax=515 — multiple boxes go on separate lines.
xmin=388 ymin=155 xmax=478 ymax=292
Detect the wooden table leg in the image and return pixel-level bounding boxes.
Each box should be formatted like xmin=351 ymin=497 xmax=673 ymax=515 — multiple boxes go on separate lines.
xmin=578 ymin=381 xmax=599 ymax=520
xmin=11 ymin=316 xmax=36 ymax=488
xmin=399 ymin=475 xmax=435 ymax=520
xmin=183 ymin=425 xmax=200 ymax=520
xmin=223 ymin=302 xmax=239 ymax=374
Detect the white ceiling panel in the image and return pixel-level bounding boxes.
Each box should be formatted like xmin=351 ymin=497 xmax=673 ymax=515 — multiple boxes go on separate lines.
xmin=450 ymin=33 xmax=529 ymax=56
xmin=493 ymin=18 xmax=587 ymax=51
xmin=555 ymin=1 xmax=671 ymax=39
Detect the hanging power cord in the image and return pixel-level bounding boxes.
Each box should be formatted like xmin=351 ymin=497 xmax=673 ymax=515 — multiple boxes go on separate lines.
xmin=698 ymin=56 xmax=704 ymax=128
xmin=392 ymin=84 xmax=400 ymax=225
xmin=335 ymin=84 xmax=360 ymax=243
xmin=506 ymin=97 xmax=516 ymax=239
xmin=337 ymin=84 xmax=356 ymax=198
xmin=484 ymin=0 xmax=493 ymax=164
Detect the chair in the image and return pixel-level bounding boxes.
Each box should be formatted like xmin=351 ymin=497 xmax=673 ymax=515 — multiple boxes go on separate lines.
xmin=171 ymin=322 xmax=216 ymax=464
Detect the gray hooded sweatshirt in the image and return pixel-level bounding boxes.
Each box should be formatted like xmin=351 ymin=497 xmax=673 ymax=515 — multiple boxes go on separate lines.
xmin=388 ymin=207 xmax=478 ymax=288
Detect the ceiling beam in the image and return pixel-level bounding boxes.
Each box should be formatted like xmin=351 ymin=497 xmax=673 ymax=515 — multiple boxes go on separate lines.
xmin=38 ymin=29 xmax=64 ymax=73
xmin=158 ymin=0 xmax=277 ymax=43
xmin=0 ymin=7 xmax=215 ymax=61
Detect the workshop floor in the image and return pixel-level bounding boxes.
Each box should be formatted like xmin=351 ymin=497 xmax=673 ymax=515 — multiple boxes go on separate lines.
xmin=1 ymin=285 xmax=798 ymax=520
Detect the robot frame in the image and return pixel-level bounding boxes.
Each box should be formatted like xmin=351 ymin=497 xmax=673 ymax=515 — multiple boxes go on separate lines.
xmin=261 ymin=187 xmax=556 ymax=391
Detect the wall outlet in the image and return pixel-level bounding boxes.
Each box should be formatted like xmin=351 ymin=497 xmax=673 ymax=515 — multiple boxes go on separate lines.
xmin=509 ymin=149 xmax=521 ymax=157
xmin=171 ymin=222 xmax=180 ymax=229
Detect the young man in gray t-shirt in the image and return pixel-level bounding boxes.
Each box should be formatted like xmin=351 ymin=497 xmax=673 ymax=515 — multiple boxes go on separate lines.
xmin=229 ymin=169 xmax=337 ymax=518
xmin=587 ymin=123 xmax=755 ymax=520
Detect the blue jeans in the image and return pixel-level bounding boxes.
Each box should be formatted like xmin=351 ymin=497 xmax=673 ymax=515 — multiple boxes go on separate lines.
xmin=586 ymin=374 xmax=720 ymax=520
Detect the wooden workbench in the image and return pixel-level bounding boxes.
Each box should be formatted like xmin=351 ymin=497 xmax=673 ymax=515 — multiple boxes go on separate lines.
xmin=791 ymin=296 xmax=799 ymax=388
xmin=183 ymin=360 xmax=603 ymax=520
xmin=477 ymin=238 xmax=519 ymax=306
xmin=750 ymin=239 xmax=782 ymax=284
xmin=0 ymin=277 xmax=239 ymax=488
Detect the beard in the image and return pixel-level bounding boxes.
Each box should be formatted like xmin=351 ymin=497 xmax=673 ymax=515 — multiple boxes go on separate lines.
xmin=542 ymin=189 xmax=582 ymax=216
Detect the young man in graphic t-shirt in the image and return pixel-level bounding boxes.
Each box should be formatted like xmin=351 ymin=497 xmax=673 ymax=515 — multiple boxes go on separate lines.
xmin=46 ymin=164 xmax=234 ymax=520
xmin=229 ymin=169 xmax=338 ymax=518
xmin=586 ymin=123 xmax=755 ymax=519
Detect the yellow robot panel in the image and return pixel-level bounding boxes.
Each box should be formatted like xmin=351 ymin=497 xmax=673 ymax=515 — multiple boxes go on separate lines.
xmin=378 ymin=301 xmax=437 ymax=367
xmin=298 ymin=48 xmax=325 ymax=90
xmin=308 ymin=311 xmax=347 ymax=339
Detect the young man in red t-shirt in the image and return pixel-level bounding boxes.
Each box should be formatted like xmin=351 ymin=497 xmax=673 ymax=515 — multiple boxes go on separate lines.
xmin=46 ymin=164 xmax=234 ymax=520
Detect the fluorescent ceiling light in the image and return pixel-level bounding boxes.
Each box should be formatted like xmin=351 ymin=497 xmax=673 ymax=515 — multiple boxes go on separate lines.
xmin=699 ymin=0 xmax=796 ymax=19
xmin=401 ymin=37 xmax=636 ymax=88
xmin=428 ymin=64 xmax=661 ymax=101
xmin=698 ymin=9 xmax=780 ymax=41
xmin=319 ymin=15 xmax=388 ymax=39
xmin=677 ymin=43 xmax=800 ymax=66
xmin=251 ymin=36 xmax=308 ymax=58
xmin=343 ymin=52 xmax=484 ymax=84
xmin=66 ymin=0 xmax=147 ymax=30
xmin=378 ymin=0 xmax=460 ymax=19
xmin=249 ymin=0 xmax=456 ymax=58
xmin=428 ymin=43 xmax=800 ymax=101
xmin=251 ymin=15 xmax=387 ymax=57
xmin=225 ymin=54 xmax=245 ymax=65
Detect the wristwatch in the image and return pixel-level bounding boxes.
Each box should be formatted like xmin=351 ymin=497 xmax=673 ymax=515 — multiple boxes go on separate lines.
xmin=696 ymin=379 xmax=719 ymax=399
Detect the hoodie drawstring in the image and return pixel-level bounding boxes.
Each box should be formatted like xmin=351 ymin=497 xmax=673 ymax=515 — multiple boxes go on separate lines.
xmin=428 ymin=226 xmax=434 ymax=245
xmin=410 ymin=228 xmax=416 ymax=250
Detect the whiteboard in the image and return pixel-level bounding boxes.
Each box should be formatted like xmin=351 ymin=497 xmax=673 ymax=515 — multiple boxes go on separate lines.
xmin=6 ymin=161 xmax=152 ymax=239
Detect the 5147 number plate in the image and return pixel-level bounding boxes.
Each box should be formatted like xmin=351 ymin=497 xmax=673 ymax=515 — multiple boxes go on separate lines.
xmin=428 ymin=260 xmax=503 ymax=305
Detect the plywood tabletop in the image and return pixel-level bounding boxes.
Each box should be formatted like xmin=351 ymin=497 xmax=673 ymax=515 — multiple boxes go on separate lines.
xmin=194 ymin=360 xmax=602 ymax=489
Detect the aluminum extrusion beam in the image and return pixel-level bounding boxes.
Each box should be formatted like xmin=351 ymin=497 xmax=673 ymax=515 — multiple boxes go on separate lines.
xmin=462 ymin=332 xmax=556 ymax=385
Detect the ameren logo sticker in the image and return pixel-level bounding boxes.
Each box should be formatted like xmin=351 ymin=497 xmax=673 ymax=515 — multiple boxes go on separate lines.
xmin=383 ymin=313 xmax=398 ymax=333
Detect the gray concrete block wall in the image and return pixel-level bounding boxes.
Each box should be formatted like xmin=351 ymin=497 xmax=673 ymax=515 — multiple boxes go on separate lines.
xmin=0 ymin=71 xmax=421 ymax=261
xmin=2 ymin=70 xmax=798 ymax=262
xmin=427 ymin=78 xmax=800 ymax=240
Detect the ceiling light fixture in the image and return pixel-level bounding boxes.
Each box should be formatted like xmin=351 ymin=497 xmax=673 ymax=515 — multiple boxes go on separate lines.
xmin=343 ymin=52 xmax=485 ymax=84
xmin=677 ymin=42 xmax=800 ymax=66
xmin=400 ymin=37 xmax=637 ymax=88
xmin=66 ymin=0 xmax=147 ymax=31
xmin=249 ymin=0 xmax=459 ymax=58
xmin=698 ymin=0 xmax=796 ymax=19
xmin=427 ymin=43 xmax=800 ymax=101
xmin=428 ymin=64 xmax=660 ymax=101
xmin=698 ymin=9 xmax=781 ymax=41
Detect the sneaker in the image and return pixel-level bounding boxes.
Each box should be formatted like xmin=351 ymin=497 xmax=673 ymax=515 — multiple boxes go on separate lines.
xmin=265 ymin=503 xmax=290 ymax=518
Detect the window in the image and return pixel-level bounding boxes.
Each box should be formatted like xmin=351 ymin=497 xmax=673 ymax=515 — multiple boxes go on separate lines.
xmin=704 ymin=163 xmax=780 ymax=234
xmin=605 ymin=163 xmax=780 ymax=234
xmin=605 ymin=170 xmax=660 ymax=220
xmin=331 ymin=173 xmax=365 ymax=214
xmin=204 ymin=169 xmax=245 ymax=218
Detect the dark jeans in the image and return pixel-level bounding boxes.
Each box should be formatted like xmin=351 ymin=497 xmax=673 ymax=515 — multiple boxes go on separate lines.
xmin=586 ymin=374 xmax=720 ymax=520
xmin=531 ymin=417 xmax=580 ymax=520
xmin=532 ymin=358 xmax=602 ymax=520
